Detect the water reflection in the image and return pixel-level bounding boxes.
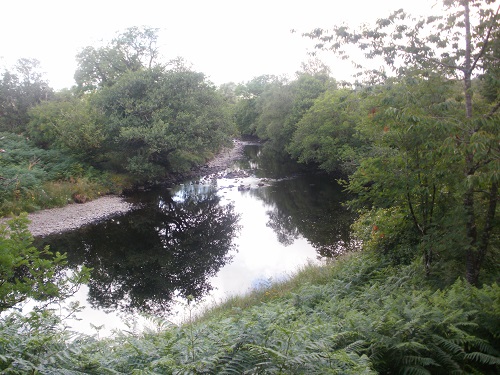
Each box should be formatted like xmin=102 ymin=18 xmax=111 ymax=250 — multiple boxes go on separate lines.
xmin=234 ymin=144 xmax=308 ymax=179
xmin=248 ymin=174 xmax=355 ymax=258
xmin=34 ymin=189 xmax=240 ymax=315
xmin=32 ymin=143 xmax=355 ymax=328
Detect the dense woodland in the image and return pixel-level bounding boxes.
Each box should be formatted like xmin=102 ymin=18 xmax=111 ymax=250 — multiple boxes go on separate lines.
xmin=0 ymin=0 xmax=499 ymax=373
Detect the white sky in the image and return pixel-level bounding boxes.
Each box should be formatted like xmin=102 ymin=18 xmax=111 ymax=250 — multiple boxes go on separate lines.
xmin=1 ymin=0 xmax=438 ymax=90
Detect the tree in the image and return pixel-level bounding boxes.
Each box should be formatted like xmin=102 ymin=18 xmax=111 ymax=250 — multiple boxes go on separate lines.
xmin=0 ymin=215 xmax=89 ymax=312
xmin=244 ymin=73 xmax=333 ymax=154
xmin=304 ymin=0 xmax=500 ymax=284
xmin=93 ymin=66 xmax=235 ymax=179
xmin=350 ymin=76 xmax=468 ymax=274
xmin=0 ymin=58 xmax=53 ymax=133
xmin=74 ymin=26 xmax=160 ymax=92
xmin=28 ymin=91 xmax=105 ymax=160
xmin=288 ymin=87 xmax=365 ymax=175
xmin=233 ymin=75 xmax=282 ymax=136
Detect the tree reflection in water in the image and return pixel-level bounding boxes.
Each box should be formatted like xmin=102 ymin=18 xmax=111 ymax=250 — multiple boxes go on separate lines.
xmin=249 ymin=173 xmax=355 ymax=258
xmin=34 ymin=188 xmax=240 ymax=315
xmin=238 ymin=145 xmax=355 ymax=258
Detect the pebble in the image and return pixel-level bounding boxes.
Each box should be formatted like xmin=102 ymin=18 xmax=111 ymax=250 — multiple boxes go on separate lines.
xmin=1 ymin=196 xmax=134 ymax=237
xmin=1 ymin=139 xmax=253 ymax=238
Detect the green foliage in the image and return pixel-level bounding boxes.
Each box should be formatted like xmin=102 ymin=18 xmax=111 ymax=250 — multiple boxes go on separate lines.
xmin=0 ymin=252 xmax=498 ymax=374
xmin=28 ymin=91 xmax=106 ymax=160
xmin=303 ymin=0 xmax=499 ymax=84
xmin=74 ymin=26 xmax=160 ymax=93
xmin=94 ymin=66 xmax=235 ymax=180
xmin=289 ymin=88 xmax=366 ymax=174
xmin=0 ymin=307 xmax=90 ymax=374
xmin=0 ymin=214 xmax=90 ymax=311
xmin=352 ymin=207 xmax=419 ymax=266
xmin=232 ymin=74 xmax=284 ymax=137
xmin=0 ymin=58 xmax=54 ymax=133
xmin=233 ymin=72 xmax=333 ymax=152
xmin=0 ymin=132 xmax=76 ymax=206
xmin=304 ymin=0 xmax=500 ymax=284
xmin=263 ymin=73 xmax=334 ymax=155
xmin=0 ymin=132 xmax=115 ymax=215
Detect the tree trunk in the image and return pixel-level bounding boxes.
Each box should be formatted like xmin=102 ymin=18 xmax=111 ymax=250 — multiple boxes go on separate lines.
xmin=465 ymin=181 xmax=499 ymax=285
xmin=463 ymin=0 xmax=473 ymax=119
xmin=461 ymin=0 xmax=482 ymax=285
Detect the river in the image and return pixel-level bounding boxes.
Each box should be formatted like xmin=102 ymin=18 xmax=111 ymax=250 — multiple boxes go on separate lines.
xmin=33 ymin=143 xmax=355 ymax=336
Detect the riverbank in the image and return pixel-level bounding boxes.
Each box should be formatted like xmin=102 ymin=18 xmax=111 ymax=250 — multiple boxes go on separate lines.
xmin=1 ymin=139 xmax=247 ymax=237
xmin=21 ymin=195 xmax=134 ymax=237
xmin=159 ymin=138 xmax=247 ymax=186
xmin=6 ymin=250 xmax=498 ymax=374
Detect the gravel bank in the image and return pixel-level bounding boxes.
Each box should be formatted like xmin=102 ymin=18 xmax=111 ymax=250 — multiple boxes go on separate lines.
xmin=204 ymin=139 xmax=246 ymax=171
xmin=1 ymin=139 xmax=249 ymax=237
xmin=1 ymin=196 xmax=134 ymax=237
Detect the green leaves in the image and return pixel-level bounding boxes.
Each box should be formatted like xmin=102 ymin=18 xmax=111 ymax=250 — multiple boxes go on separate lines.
xmin=0 ymin=252 xmax=498 ymax=374
xmin=0 ymin=214 xmax=90 ymax=312
xmin=74 ymin=26 xmax=160 ymax=93
xmin=305 ymin=1 xmax=499 ymax=83
xmin=0 ymin=58 xmax=54 ymax=133
xmin=28 ymin=92 xmax=106 ymax=158
xmin=93 ymin=67 xmax=234 ymax=180
xmin=288 ymin=88 xmax=365 ymax=175
xmin=233 ymin=72 xmax=334 ymax=155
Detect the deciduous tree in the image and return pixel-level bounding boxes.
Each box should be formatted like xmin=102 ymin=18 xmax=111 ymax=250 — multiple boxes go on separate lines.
xmin=28 ymin=91 xmax=105 ymax=160
xmin=0 ymin=58 xmax=53 ymax=133
xmin=74 ymin=26 xmax=160 ymax=93
xmin=94 ymin=66 xmax=234 ymax=179
xmin=305 ymin=0 xmax=500 ymax=284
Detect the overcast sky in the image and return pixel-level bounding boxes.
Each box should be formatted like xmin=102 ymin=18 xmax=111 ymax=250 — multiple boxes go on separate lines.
xmin=1 ymin=0 xmax=438 ymax=90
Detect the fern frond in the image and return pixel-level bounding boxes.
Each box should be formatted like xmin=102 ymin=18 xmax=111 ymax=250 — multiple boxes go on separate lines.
xmin=345 ymin=339 xmax=367 ymax=353
xmin=426 ymin=343 xmax=461 ymax=373
xmin=393 ymin=341 xmax=428 ymax=351
xmin=401 ymin=355 xmax=438 ymax=367
xmin=431 ymin=334 xmax=465 ymax=356
xmin=400 ymin=365 xmax=432 ymax=375
xmin=464 ymin=351 xmax=500 ymax=365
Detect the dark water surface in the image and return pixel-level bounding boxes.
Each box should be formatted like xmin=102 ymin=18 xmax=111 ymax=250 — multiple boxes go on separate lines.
xmin=33 ymin=144 xmax=355 ymax=334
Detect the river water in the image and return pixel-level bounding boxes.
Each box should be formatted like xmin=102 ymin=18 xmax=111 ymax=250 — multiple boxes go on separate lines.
xmin=33 ymin=144 xmax=355 ymax=336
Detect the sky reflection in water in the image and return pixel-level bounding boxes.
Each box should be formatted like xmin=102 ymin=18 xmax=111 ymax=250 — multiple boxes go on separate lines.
xmin=32 ymin=145 xmax=354 ymax=335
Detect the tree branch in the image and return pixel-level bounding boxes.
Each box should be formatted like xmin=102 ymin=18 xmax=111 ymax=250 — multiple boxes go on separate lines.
xmin=406 ymin=189 xmax=424 ymax=235
xmin=486 ymin=101 xmax=500 ymax=117
xmin=470 ymin=4 xmax=500 ymax=74
xmin=467 ymin=158 xmax=493 ymax=176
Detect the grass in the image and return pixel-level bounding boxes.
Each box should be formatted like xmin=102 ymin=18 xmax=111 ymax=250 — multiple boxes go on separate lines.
xmin=0 ymin=174 xmax=132 ymax=217
xmin=196 ymin=257 xmax=352 ymax=322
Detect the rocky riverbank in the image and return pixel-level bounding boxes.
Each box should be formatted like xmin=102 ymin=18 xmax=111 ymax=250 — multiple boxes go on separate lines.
xmin=159 ymin=139 xmax=247 ymax=187
xmin=2 ymin=139 xmax=248 ymax=237
xmin=22 ymin=196 xmax=134 ymax=237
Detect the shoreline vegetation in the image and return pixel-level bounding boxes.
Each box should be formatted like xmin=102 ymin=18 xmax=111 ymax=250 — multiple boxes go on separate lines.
xmin=0 ymin=139 xmax=246 ymax=237
xmin=0 ymin=2 xmax=499 ymax=371
xmin=2 ymin=250 xmax=499 ymax=373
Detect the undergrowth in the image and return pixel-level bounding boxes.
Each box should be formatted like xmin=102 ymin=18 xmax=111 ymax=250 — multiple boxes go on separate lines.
xmin=0 ymin=132 xmax=130 ymax=216
xmin=0 ymin=252 xmax=498 ymax=374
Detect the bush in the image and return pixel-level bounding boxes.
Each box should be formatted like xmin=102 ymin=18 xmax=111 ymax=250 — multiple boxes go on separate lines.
xmin=0 ymin=215 xmax=90 ymax=312
xmin=0 ymin=132 xmax=126 ymax=215
xmin=352 ymin=207 xmax=420 ymax=265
